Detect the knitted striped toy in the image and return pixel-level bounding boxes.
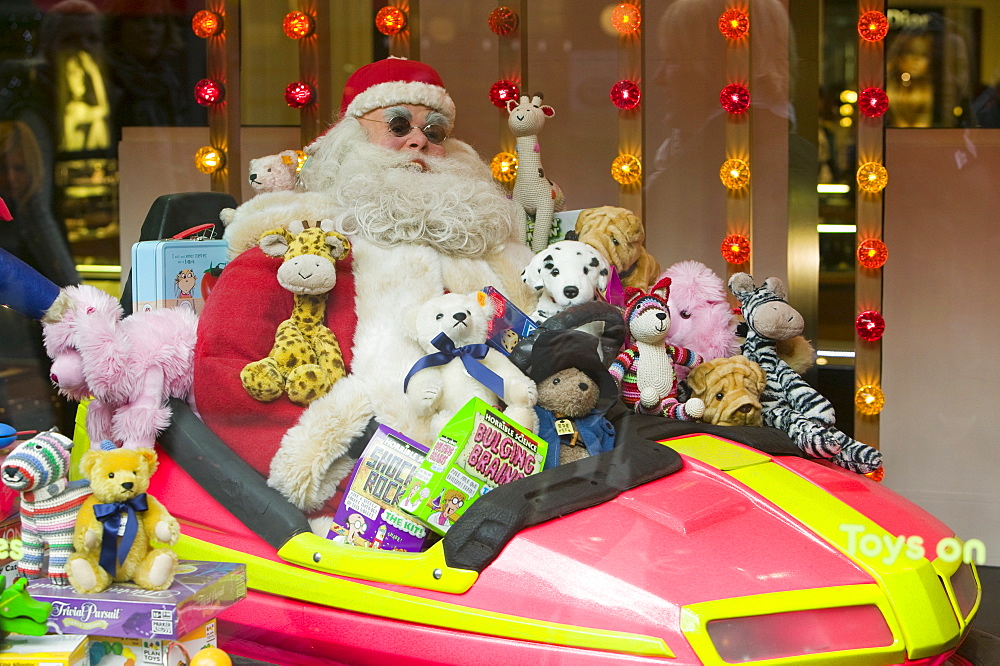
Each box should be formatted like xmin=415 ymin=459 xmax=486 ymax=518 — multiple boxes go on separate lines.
xmin=728 ymin=273 xmax=883 ymax=474
xmin=610 ymin=278 xmax=705 ymax=420
xmin=1 ymin=431 xmax=92 ymax=585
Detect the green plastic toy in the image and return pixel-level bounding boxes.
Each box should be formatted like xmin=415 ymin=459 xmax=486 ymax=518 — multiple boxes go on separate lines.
xmin=0 ymin=577 xmax=52 ymax=641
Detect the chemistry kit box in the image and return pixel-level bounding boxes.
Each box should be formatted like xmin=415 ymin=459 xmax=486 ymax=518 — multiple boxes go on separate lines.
xmin=400 ymin=398 xmax=547 ymax=535
xmin=328 ymin=425 xmax=433 ymax=552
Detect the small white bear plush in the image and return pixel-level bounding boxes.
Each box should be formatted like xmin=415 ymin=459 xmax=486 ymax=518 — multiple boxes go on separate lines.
xmin=405 ymin=292 xmax=538 ymax=437
xmin=249 ymin=150 xmax=300 ymax=193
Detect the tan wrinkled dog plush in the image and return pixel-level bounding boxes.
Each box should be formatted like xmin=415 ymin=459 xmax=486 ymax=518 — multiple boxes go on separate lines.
xmin=573 ymin=206 xmax=660 ymax=291
xmin=685 ymin=355 xmax=766 ymax=426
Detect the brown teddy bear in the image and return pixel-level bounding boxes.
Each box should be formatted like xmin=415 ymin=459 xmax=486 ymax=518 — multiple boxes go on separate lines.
xmin=684 ymin=355 xmax=766 ymax=426
xmin=528 ymin=329 xmax=618 ymax=469
xmin=570 ymin=206 xmax=661 ymax=291
xmin=67 ymin=444 xmax=180 ymax=594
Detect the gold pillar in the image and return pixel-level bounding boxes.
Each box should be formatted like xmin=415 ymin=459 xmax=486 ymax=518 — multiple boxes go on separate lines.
xmin=618 ymin=0 xmax=645 ymax=219
xmin=298 ymin=0 xmax=331 ymax=146
xmin=207 ymin=0 xmax=240 ymax=198
xmin=854 ymin=0 xmax=886 ymax=447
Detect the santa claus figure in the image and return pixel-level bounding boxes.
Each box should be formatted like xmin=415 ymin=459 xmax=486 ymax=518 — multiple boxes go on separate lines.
xmin=194 ymin=58 xmax=537 ymax=516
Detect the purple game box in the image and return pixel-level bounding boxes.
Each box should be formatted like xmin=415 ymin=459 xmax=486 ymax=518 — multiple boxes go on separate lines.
xmin=328 ymin=425 xmax=433 ymax=552
xmin=27 ymin=560 xmax=246 ymax=640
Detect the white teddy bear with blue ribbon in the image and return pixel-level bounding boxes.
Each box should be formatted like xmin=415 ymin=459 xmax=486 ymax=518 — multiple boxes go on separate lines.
xmin=404 ymin=292 xmax=538 ymax=438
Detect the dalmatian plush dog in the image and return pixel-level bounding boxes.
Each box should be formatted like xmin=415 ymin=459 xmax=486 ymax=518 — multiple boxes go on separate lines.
xmin=520 ymin=240 xmax=610 ymax=321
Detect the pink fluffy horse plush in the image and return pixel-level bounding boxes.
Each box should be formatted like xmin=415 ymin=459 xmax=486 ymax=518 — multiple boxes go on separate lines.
xmin=42 ymin=285 xmax=198 ymax=449
xmin=662 ymin=261 xmax=740 ymax=382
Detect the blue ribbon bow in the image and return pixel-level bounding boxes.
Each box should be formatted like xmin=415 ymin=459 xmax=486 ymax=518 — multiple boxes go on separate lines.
xmin=404 ymin=332 xmax=505 ymax=398
xmin=94 ymin=494 xmax=149 ymax=577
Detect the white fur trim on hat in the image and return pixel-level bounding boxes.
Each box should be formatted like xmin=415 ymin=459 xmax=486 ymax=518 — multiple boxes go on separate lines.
xmin=345 ymin=81 xmax=456 ymax=125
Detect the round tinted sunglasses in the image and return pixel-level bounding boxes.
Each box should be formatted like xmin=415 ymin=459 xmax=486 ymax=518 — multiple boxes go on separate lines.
xmin=359 ymin=115 xmax=449 ymax=145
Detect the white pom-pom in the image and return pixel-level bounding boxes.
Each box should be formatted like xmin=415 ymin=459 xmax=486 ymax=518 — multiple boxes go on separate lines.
xmin=685 ymin=397 xmax=705 ymax=419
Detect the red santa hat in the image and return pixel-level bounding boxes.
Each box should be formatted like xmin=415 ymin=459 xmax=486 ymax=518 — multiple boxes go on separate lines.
xmin=340 ymin=57 xmax=456 ymax=125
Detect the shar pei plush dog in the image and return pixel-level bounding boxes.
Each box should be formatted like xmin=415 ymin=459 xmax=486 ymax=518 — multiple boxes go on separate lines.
xmin=684 ymin=355 xmax=765 ymax=426
xmin=569 ymin=205 xmax=660 ymax=291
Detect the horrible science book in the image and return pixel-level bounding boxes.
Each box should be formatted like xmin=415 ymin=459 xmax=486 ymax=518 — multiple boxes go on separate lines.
xmin=399 ymin=398 xmax=547 ymax=535
xmin=327 ymin=425 xmax=432 ymax=552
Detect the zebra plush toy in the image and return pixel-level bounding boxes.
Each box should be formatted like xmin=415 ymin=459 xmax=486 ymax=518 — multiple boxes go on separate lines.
xmin=1 ymin=431 xmax=92 ymax=584
xmin=728 ymin=273 xmax=882 ymax=474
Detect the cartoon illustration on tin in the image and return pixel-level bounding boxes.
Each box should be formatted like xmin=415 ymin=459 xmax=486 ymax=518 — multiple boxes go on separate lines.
xmin=175 ymin=269 xmax=197 ymax=309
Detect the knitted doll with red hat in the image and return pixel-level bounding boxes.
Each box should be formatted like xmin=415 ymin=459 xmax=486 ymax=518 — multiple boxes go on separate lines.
xmin=609 ymin=277 xmax=706 ymax=421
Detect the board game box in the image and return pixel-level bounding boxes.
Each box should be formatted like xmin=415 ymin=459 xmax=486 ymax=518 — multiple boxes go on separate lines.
xmin=0 ymin=634 xmax=88 ymax=666
xmin=131 ymin=238 xmax=228 ymax=314
xmin=479 ymin=286 xmax=538 ymax=356
xmin=400 ymin=398 xmax=547 ymax=535
xmin=90 ymin=618 xmax=218 ymax=666
xmin=27 ymin=560 xmax=246 ymax=640
xmin=327 ymin=425 xmax=433 ymax=552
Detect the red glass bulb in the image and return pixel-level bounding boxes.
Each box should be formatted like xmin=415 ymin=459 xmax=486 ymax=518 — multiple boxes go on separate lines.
xmin=718 ymin=9 xmax=749 ymax=39
xmin=488 ymin=7 xmax=519 ymax=36
xmin=721 ymin=234 xmax=751 ymax=264
xmin=857 ymin=239 xmax=888 ymax=269
xmin=611 ymin=3 xmax=642 ymax=35
xmin=489 ymin=80 xmax=520 ymax=109
xmin=192 ymin=10 xmax=223 ymax=38
xmin=284 ymin=81 xmax=314 ymax=108
xmin=720 ymin=83 xmax=750 ymax=114
xmin=865 ymin=467 xmax=885 ymax=483
xmin=859 ymin=86 xmax=889 ymax=118
xmin=858 ymin=11 xmax=888 ymax=42
xmin=610 ymin=80 xmax=641 ymax=110
xmin=375 ymin=6 xmax=407 ymax=35
xmin=193 ymin=78 xmax=224 ymax=106
xmin=283 ymin=11 xmax=314 ymax=39
xmin=856 ymin=310 xmax=886 ymax=342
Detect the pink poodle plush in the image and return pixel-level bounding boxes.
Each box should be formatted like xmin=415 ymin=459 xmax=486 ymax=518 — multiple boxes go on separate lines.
xmin=661 ymin=260 xmax=740 ymax=382
xmin=42 ymin=285 xmax=198 ymax=449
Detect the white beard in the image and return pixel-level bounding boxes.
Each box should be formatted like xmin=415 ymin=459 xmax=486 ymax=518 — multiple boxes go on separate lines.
xmin=300 ymin=118 xmax=520 ymax=258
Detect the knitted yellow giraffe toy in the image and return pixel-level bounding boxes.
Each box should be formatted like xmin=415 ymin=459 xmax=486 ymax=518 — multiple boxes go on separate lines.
xmin=241 ymin=220 xmax=351 ymax=405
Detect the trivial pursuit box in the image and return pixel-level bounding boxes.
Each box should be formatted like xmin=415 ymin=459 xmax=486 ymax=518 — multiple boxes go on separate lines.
xmin=28 ymin=561 xmax=246 ymax=640
xmin=90 ymin=618 xmax=218 ymax=666
xmin=401 ymin=398 xmax=547 ymax=535
xmin=0 ymin=634 xmax=88 ymax=666
xmin=131 ymin=239 xmax=228 ymax=314
xmin=328 ymin=425 xmax=432 ymax=552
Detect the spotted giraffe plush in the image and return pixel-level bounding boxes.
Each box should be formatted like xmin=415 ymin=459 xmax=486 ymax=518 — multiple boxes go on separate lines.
xmin=728 ymin=273 xmax=882 ymax=474
xmin=240 ymin=220 xmax=351 ymax=405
